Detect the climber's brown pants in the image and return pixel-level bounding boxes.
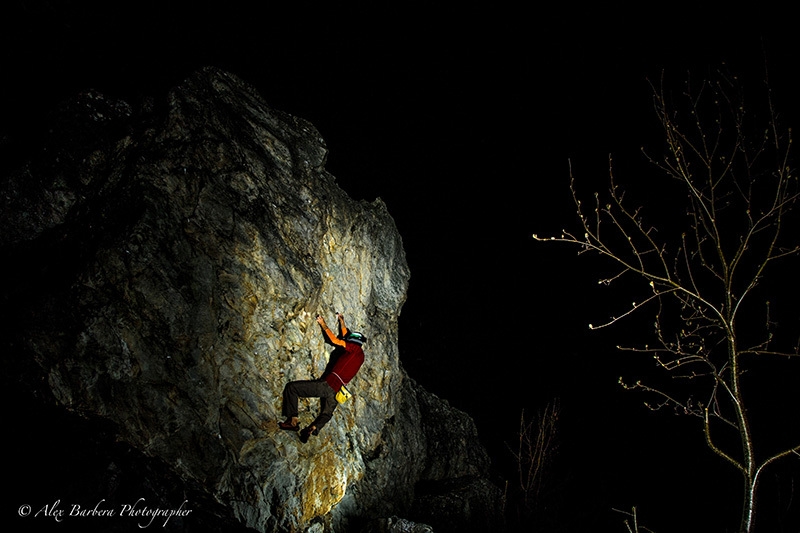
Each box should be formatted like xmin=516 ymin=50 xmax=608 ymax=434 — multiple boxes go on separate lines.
xmin=282 ymin=379 xmax=338 ymax=432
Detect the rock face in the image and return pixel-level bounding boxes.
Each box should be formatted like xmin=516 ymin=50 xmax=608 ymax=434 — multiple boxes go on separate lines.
xmin=1 ymin=67 xmax=503 ymax=532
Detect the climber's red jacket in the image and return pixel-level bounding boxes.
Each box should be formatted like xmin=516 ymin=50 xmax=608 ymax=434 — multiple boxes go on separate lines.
xmin=324 ymin=342 xmax=364 ymax=390
xmin=319 ymin=322 xmax=364 ymax=390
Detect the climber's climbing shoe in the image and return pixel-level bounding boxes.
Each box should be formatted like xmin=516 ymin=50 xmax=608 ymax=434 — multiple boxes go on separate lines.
xmin=299 ymin=426 xmax=314 ymax=443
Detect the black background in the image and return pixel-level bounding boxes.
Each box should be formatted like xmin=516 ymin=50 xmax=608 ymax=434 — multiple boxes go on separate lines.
xmin=3 ymin=2 xmax=799 ymax=531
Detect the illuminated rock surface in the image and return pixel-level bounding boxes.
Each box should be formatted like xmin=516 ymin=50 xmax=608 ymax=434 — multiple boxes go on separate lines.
xmin=2 ymin=67 xmax=502 ymax=532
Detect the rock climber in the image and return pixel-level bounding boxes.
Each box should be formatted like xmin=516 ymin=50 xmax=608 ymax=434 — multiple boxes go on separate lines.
xmin=279 ymin=312 xmax=366 ymax=443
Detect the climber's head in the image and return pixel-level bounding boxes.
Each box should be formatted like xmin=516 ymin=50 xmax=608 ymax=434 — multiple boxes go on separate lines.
xmin=344 ymin=332 xmax=367 ymax=345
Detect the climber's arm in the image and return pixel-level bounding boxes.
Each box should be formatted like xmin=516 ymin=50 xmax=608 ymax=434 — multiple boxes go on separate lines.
xmin=317 ymin=315 xmax=346 ymax=347
xmin=337 ymin=313 xmax=349 ymax=337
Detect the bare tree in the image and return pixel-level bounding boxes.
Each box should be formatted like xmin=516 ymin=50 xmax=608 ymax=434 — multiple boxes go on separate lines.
xmin=506 ymin=400 xmax=560 ymax=529
xmin=613 ymin=506 xmax=657 ymax=533
xmin=534 ymin=69 xmax=800 ymax=532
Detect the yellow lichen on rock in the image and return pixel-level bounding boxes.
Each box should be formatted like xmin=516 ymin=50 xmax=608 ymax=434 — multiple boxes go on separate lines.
xmin=300 ymin=447 xmax=348 ymax=522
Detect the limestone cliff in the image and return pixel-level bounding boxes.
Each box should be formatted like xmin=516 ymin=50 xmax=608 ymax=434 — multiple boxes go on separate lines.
xmin=1 ymin=67 xmax=502 ymax=532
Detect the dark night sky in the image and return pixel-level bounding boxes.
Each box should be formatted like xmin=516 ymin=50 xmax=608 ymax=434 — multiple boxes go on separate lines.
xmin=2 ymin=2 xmax=798 ymax=531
